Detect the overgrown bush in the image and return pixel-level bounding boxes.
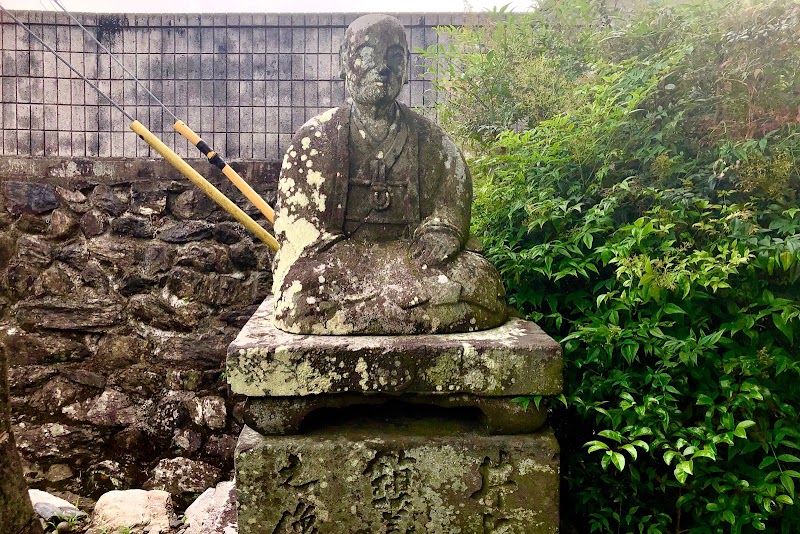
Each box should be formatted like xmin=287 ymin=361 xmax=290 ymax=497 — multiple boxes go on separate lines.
xmin=422 ymin=0 xmax=800 ymax=531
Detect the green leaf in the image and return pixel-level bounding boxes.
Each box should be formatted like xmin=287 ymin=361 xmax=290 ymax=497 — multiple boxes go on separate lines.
xmin=662 ymin=303 xmax=687 ymax=315
xmin=723 ymin=510 xmax=735 ymax=524
xmin=621 ymin=444 xmax=638 ymax=461
xmin=598 ymin=430 xmax=623 ymax=443
xmin=664 ymin=450 xmax=678 ymax=466
xmin=611 ymin=451 xmax=626 ymax=472
xmin=601 ymin=451 xmax=612 ymax=470
xmin=776 ymin=495 xmax=794 ymax=505
xmin=512 ymin=397 xmax=531 ymax=411
xmin=585 ymin=440 xmax=610 ymax=453
xmin=772 ymin=313 xmax=794 ymax=343
xmin=759 ymin=457 xmax=776 ymax=469
xmin=691 ymin=449 xmax=716 ymax=460
xmin=781 ymin=473 xmax=795 ymax=499
xmin=780 ymin=250 xmax=794 ymax=270
xmin=778 ymin=454 xmax=800 ymax=462
xmin=674 ymin=467 xmax=688 ymax=484
xmin=734 ymin=420 xmax=755 ymax=438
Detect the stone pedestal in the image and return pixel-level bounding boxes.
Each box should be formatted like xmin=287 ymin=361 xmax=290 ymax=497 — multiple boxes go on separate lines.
xmin=236 ymin=422 xmax=559 ymax=534
xmin=228 ymin=299 xmax=563 ymax=532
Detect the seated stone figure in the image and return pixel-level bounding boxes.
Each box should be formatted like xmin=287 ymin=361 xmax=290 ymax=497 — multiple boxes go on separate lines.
xmin=271 ymin=14 xmax=507 ymax=335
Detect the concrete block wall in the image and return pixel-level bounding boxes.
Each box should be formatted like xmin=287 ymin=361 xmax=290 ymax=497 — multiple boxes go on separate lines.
xmin=0 ymin=11 xmax=465 ymax=161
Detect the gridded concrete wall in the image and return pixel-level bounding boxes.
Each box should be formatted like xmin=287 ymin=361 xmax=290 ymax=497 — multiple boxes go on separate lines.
xmin=0 ymin=11 xmax=463 ymax=160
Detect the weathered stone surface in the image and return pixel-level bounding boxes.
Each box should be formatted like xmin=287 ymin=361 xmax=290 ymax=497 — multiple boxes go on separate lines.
xmin=2 ymin=342 xmax=44 ymax=534
xmin=62 ymin=389 xmax=138 ymax=426
xmin=0 ymin=233 xmax=15 ymax=270
xmin=87 ymin=235 xmax=143 ymax=267
xmin=128 ymin=294 xmax=203 ymax=331
xmin=161 ymin=333 xmax=229 ymax=368
xmin=107 ymin=365 xmax=164 ymax=396
xmin=167 ymin=267 xmax=258 ymax=307
xmin=271 ymin=14 xmax=507 ymax=335
xmin=184 ymin=480 xmax=237 ymax=534
xmin=54 ymin=239 xmax=89 ymax=270
xmin=130 ymin=181 xmax=167 ymax=216
xmin=236 ymin=422 xmax=560 ymax=534
xmin=203 ymin=435 xmax=238 ymax=460
xmin=7 ymin=365 xmax=58 ymax=390
xmin=169 ymin=189 xmax=216 ymax=220
xmin=16 ymin=298 xmax=124 ymax=331
xmin=1 ymin=157 xmax=280 ymax=502
xmin=14 ymin=422 xmax=102 ymax=460
xmin=157 ymin=220 xmax=213 ymax=243
xmin=55 ymin=186 xmax=89 ymax=213
xmin=173 ymin=428 xmax=202 ymax=454
xmin=165 ymin=369 xmax=204 ymax=391
xmin=29 ymin=376 xmax=92 ymax=414
xmin=245 ymin=393 xmax=546 ymax=436
xmin=93 ymin=335 xmax=149 ymax=369
xmin=141 ymin=244 xmax=176 ymax=276
xmin=4 ymin=331 xmax=89 ymax=366
xmin=79 ymin=209 xmax=108 ymax=237
xmin=111 ymin=214 xmax=155 ymax=238
xmin=33 ymin=264 xmax=79 ymax=297
xmin=43 ymin=463 xmax=74 ymax=483
xmin=228 ymin=299 xmax=562 ymax=397
xmin=146 ymin=457 xmax=223 ymax=497
xmin=86 ymin=460 xmax=132 ymax=494
xmin=29 ymin=489 xmax=87 ymax=521
xmin=176 ymin=242 xmax=233 ymax=273
xmin=14 ymin=235 xmax=53 ymax=267
xmin=49 ymin=208 xmax=78 ymax=238
xmin=229 ymin=240 xmax=259 ymax=270
xmin=87 ymin=489 xmax=175 ymax=534
xmin=4 ymin=181 xmax=58 ymax=215
xmin=153 ymin=391 xmax=193 ymax=434
xmin=89 ymin=184 xmax=128 ymax=216
xmin=15 ymin=213 xmax=49 ymax=233
xmin=188 ymin=395 xmax=228 ymax=429
xmin=212 ymin=221 xmax=243 ymax=244
xmin=62 ymin=369 xmax=106 ymax=389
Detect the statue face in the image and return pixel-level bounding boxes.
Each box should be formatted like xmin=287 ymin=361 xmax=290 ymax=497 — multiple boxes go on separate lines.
xmin=341 ymin=15 xmax=409 ymax=107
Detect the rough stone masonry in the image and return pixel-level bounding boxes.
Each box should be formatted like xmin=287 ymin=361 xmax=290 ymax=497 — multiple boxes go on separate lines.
xmin=0 ymin=155 xmax=276 ymax=506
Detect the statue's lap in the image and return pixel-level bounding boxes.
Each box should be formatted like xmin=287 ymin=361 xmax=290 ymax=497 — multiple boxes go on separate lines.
xmin=273 ymin=239 xmax=507 ymax=335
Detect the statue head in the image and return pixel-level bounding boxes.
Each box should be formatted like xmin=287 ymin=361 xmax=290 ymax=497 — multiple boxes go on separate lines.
xmin=339 ymin=14 xmax=410 ymax=107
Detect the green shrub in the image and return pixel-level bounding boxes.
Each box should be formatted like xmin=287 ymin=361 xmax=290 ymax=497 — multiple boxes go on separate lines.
xmin=422 ymin=0 xmax=800 ymax=531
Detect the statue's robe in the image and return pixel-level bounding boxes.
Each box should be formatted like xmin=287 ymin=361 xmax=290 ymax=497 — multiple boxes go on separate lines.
xmin=271 ymin=101 xmax=506 ymax=334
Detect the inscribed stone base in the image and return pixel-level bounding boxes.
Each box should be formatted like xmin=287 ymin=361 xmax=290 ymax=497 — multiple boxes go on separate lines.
xmin=235 ymin=419 xmax=560 ymax=534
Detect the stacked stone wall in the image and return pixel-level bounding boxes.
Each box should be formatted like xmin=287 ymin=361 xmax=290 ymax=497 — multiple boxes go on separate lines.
xmin=0 ymin=155 xmax=277 ymax=505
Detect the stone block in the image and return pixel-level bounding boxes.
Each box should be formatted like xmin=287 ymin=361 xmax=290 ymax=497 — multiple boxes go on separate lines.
xmin=236 ymin=421 xmax=559 ymax=534
xmin=227 ymin=299 xmax=562 ymax=397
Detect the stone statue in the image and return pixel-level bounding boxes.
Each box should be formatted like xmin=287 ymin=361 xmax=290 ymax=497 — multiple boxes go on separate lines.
xmin=271 ymin=13 xmax=507 ymax=335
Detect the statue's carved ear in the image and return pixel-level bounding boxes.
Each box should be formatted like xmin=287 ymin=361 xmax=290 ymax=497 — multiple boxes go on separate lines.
xmin=403 ymin=50 xmax=411 ymax=85
xmin=338 ymin=42 xmax=348 ymax=80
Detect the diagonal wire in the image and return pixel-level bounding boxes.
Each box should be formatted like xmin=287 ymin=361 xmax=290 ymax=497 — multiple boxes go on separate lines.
xmin=0 ymin=3 xmax=135 ymax=122
xmin=50 ymin=0 xmax=179 ymax=122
